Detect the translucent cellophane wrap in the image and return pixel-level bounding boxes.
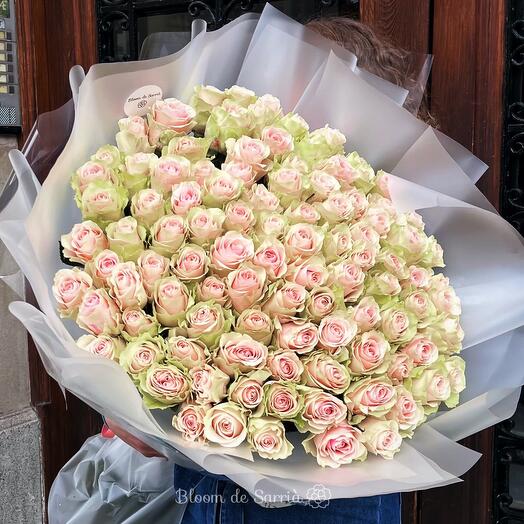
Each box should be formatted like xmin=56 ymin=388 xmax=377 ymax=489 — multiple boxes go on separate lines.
xmin=1 ymin=4 xmax=523 ymax=501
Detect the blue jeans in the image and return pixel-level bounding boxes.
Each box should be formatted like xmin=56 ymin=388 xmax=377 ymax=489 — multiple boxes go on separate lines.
xmin=173 ymin=464 xmax=401 ymax=524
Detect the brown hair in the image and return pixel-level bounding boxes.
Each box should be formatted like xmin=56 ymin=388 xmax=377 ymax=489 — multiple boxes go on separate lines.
xmin=307 ymin=18 xmax=435 ymax=126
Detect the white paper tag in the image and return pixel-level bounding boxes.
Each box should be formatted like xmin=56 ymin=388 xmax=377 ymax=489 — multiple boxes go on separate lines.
xmin=124 ymin=85 xmax=163 ymax=117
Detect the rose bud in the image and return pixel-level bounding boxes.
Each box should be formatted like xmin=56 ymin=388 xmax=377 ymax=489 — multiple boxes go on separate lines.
xmin=228 ymin=370 xmax=270 ymax=410
xmin=317 ymin=313 xmax=358 ymax=355
xmin=247 ymin=184 xmax=281 ymax=212
xmin=136 ymin=250 xmax=169 ymax=299
xmin=429 ymin=281 xmax=462 ymax=317
xmin=122 ymin=152 xmax=157 ymax=196
xmin=302 ymin=352 xmax=350 ymax=394
xmin=164 ymin=136 xmax=211 ymax=162
xmin=122 ymin=307 xmax=159 ymax=339
xmin=214 ymin=332 xmax=269 ymax=376
xmin=268 ymin=168 xmax=305 ymax=207
xmin=380 ymin=306 xmax=417 ymax=344
xmin=403 ymin=290 xmax=436 ymax=320
xmin=364 ymin=206 xmax=393 ymax=237
xmin=421 ymin=317 xmax=464 ymax=353
xmin=170 ymin=181 xmax=202 ymax=216
xmin=119 ymin=334 xmax=165 ymax=377
xmin=248 ymin=94 xmax=283 ymax=133
xmin=296 ymin=126 xmax=346 ymax=167
xmin=308 ymin=170 xmax=341 ymax=201
xmin=387 ymin=353 xmax=414 ymax=385
xmin=304 ymin=287 xmax=337 ymax=322
xmin=285 ymin=256 xmax=329 ymax=290
xmin=377 ymin=250 xmax=409 ymax=280
xmin=300 ymin=389 xmax=348 ymax=434
xmin=204 ymin=101 xmax=253 ymax=152
xmin=150 ymin=214 xmax=187 ymax=257
xmin=81 ymin=181 xmax=128 ymax=228
xmin=359 ymin=418 xmax=402 ymax=459
xmin=222 ymin=160 xmax=257 ymax=189
xmin=444 ymin=356 xmax=466 ymax=397
xmin=52 ymin=268 xmax=93 ymax=318
xmin=317 ymin=191 xmax=355 ymax=224
xmin=180 ymin=302 xmax=233 ymax=349
xmin=72 ymin=161 xmax=117 ymax=197
xmin=346 ymin=189 xmax=369 ymax=220
xmin=107 ymin=261 xmax=148 ymax=310
xmin=116 ymin=115 xmax=154 ymax=155
xmin=92 ymin=144 xmax=121 ymax=170
xmin=261 ymin=126 xmax=294 ymax=157
xmin=275 ymin=319 xmax=318 ymax=354
xmin=153 ymin=276 xmax=192 ymax=327
xmin=165 ymin=335 xmax=207 ymax=369
xmin=130 ymin=188 xmax=165 ymax=228
xmin=147 ymin=98 xmax=196 ymax=146
xmin=225 ymin=136 xmax=272 ymax=176
xmin=61 ymin=220 xmax=108 ymax=264
xmin=386 ymin=222 xmax=428 ymax=265
xmin=267 ymin=350 xmax=304 ymax=382
xmin=365 ymin=271 xmax=401 ymax=297
xmin=209 ymin=231 xmax=255 ymax=276
xmin=407 ymin=265 xmax=432 ymax=289
xmin=262 ymin=382 xmax=302 ymax=420
xmin=150 ymin=155 xmax=191 ymax=195
xmin=191 ymin=159 xmax=219 ymax=187
xmin=76 ymin=334 xmax=124 ymax=361
xmin=138 ymin=363 xmax=191 ymax=408
xmin=190 ymin=84 xmax=226 ymax=131
xmin=226 ymin=263 xmax=267 ymax=313
xmin=352 ymin=296 xmax=381 ymax=332
xmin=226 ymin=85 xmax=257 ymax=106
xmin=248 ymin=416 xmax=294 ymax=460
xmin=322 ymin=223 xmax=353 ymax=264
xmin=283 ymin=223 xmax=324 ymax=260
xmin=262 ymin=281 xmax=307 ymax=318
xmin=173 ymin=402 xmax=209 ymax=442
xmin=190 ymin=364 xmax=230 ymax=404
xmin=106 ymin=216 xmax=146 ymax=262
xmin=344 ymin=377 xmax=397 ymax=419
xmin=349 ymin=330 xmax=390 ymax=375
xmin=314 ymin=154 xmax=355 ymax=190
xmin=236 ymin=309 xmax=273 ymax=345
xmin=196 ymin=275 xmax=228 ymax=306
xmin=328 ymin=260 xmax=365 ymax=302
xmin=275 ymin=112 xmax=309 ymax=141
xmin=203 ymin=402 xmax=248 ymax=448
xmin=77 ymin=289 xmax=122 ymax=336
xmin=170 ymin=243 xmax=209 ymax=282
xmin=84 ymin=249 xmax=121 ymax=288
xmin=386 ymin=386 xmax=426 ymax=436
xmin=252 ymin=239 xmax=287 ymax=281
xmin=202 ymin=171 xmax=243 ymax=208
xmin=187 ymin=206 xmax=225 ymax=245
xmin=400 ymin=336 xmax=438 ymax=367
xmin=284 ymin=202 xmax=321 ymax=225
xmin=409 ymin=362 xmax=452 ymax=410
xmin=255 ymin=211 xmax=288 ymax=239
xmin=223 ymin=201 xmax=256 ymax=233
xmin=303 ymin=422 xmax=367 ymax=469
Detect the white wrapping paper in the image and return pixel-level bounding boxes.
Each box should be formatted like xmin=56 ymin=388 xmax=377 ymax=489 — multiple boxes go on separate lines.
xmin=0 ymin=3 xmax=521 ymax=502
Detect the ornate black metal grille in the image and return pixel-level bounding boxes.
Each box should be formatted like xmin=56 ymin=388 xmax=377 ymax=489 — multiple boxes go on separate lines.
xmin=96 ymin=0 xmax=359 ymax=63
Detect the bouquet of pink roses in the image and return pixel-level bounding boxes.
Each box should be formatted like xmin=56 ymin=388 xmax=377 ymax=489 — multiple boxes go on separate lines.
xmin=54 ymin=84 xmax=463 ymax=467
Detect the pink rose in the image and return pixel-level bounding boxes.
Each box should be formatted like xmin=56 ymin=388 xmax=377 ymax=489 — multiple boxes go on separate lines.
xmin=267 ymin=351 xmax=304 ymax=382
xmin=137 ymin=250 xmax=169 ymax=298
xmin=183 ymin=302 xmax=230 ymax=349
xmin=215 ymin=333 xmax=268 ymax=376
xmin=122 ymin=308 xmax=159 ymax=338
xmin=344 ymin=377 xmax=397 ymax=418
xmin=262 ymin=282 xmax=307 ymax=318
xmin=236 ymin=309 xmax=273 ymax=345
xmin=317 ymin=191 xmax=354 ymax=223
xmin=386 ymin=386 xmax=425 ymax=434
xmin=303 ymin=422 xmax=367 ymax=468
xmin=73 ymin=161 xmax=116 ymax=194
xmin=283 ymin=223 xmax=324 ymax=260
xmin=226 ymin=264 xmax=267 ymax=312
xmin=192 ymin=159 xmax=218 ymax=187
xmin=261 ymin=126 xmax=294 ymax=156
xmin=166 ymin=336 xmax=207 ymax=369
xmin=352 ymin=296 xmax=381 ymax=332
xmin=285 ymin=256 xmax=329 ymax=290
xmin=108 ymin=261 xmax=148 ymax=310
xmin=86 ymin=249 xmax=122 ymax=288
xmin=151 ymin=155 xmax=191 ymax=195
xmin=150 ymin=214 xmax=187 ymax=257
xmin=203 ymin=402 xmax=247 ymax=447
xmin=52 ymin=268 xmax=93 ymax=318
xmin=284 ymin=202 xmax=321 ymax=225
xmin=303 ymin=352 xmax=350 ymax=394
xmin=229 ymin=375 xmax=265 ymax=409
xmin=225 ymin=136 xmax=271 ymax=174
xmin=119 ymin=334 xmax=165 ymax=376
xmin=387 ymin=353 xmax=414 ymax=385
xmin=359 ymin=418 xmax=402 ymax=459
xmin=166 ymin=136 xmax=210 ymax=162
xmin=139 ymin=363 xmax=191 ymax=407
xmin=350 ymin=247 xmax=378 ymax=271
xmin=202 ymin=172 xmax=243 ymax=208
xmin=153 ymin=276 xmax=192 ymax=326
xmin=365 ymin=207 xmax=392 ymax=237
xmin=322 ymin=224 xmax=352 ymax=263
xmin=429 ymin=284 xmax=462 ymax=317
xmin=381 ymin=307 xmax=416 ymax=343
xmin=407 ymin=265 xmax=431 ymax=289
xmin=346 ymin=189 xmax=369 ymax=219
xmin=329 ymin=261 xmax=365 ymax=302
xmin=106 ymin=216 xmax=146 ymax=262
xmin=309 ymin=170 xmax=341 ymax=200
xmin=305 ymin=287 xmax=337 ymax=321
xmin=187 ymin=207 xmax=225 ymax=244
xmin=196 ymin=276 xmax=228 ymax=306
xmin=268 ymin=168 xmax=304 ymax=201
xmin=170 ymin=243 xmax=209 ymax=281
xmin=76 ymin=334 xmax=123 ymax=360
xmin=131 ymin=188 xmax=165 ymax=228
xmin=349 ymin=330 xmax=390 ymax=374
xmin=223 ymin=201 xmax=256 ymax=233
xmin=276 ymin=319 xmax=319 ymax=354
xmin=400 ymin=337 xmax=438 ymax=366
xmin=375 ymin=171 xmax=391 ymax=198
xmin=255 ymin=212 xmax=287 ymax=239
xmin=61 ymin=221 xmax=108 ymax=264
xmin=171 ymin=181 xmax=202 ymax=216
xmin=77 ymin=289 xmax=122 ymax=336
xmin=318 ymin=314 xmax=358 ymax=354
xmin=190 ymin=364 xmax=230 ymax=404
xmin=173 ymin=403 xmax=208 ymax=442
xmin=148 ymin=98 xmax=196 ymax=144
xmin=302 ymin=389 xmax=348 ymax=433
xmin=252 ymin=239 xmax=287 ymax=281
xmin=210 ymin=231 xmax=255 ymax=275
xmin=263 ymin=382 xmax=302 ymax=419
xmin=248 ymin=184 xmax=281 ymax=212
xmin=222 ymin=160 xmax=257 ymax=188
xmin=315 ymin=155 xmax=355 ymax=190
